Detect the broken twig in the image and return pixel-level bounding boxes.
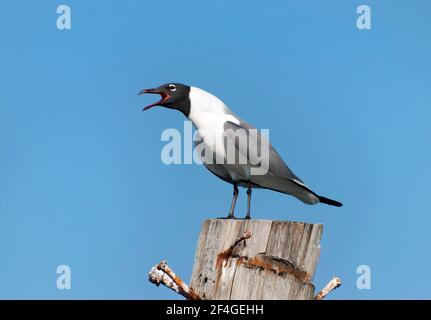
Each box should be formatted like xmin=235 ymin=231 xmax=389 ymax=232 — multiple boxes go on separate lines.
xmin=233 ymin=230 xmax=252 ymax=247
xmin=314 ymin=277 xmax=342 ymax=300
xmin=215 ymin=230 xmax=310 ymax=284
xmin=241 ymin=254 xmax=311 ymax=284
xmin=148 ymin=260 xmax=201 ymax=300
xmin=216 ymin=230 xmax=251 ymax=268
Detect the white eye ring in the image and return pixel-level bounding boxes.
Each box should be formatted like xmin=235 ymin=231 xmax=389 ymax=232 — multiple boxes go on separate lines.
xmin=168 ymin=84 xmax=177 ymax=92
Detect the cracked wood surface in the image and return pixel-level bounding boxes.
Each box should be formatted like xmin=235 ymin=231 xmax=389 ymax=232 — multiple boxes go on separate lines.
xmin=190 ymin=219 xmax=323 ymax=300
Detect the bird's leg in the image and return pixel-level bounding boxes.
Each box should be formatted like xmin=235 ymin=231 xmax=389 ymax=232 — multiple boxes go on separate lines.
xmin=227 ymin=184 xmax=239 ymax=219
xmin=245 ymin=183 xmax=252 ymax=219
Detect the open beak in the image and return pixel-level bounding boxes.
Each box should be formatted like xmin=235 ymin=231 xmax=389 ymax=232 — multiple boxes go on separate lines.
xmin=138 ymin=88 xmax=170 ymax=111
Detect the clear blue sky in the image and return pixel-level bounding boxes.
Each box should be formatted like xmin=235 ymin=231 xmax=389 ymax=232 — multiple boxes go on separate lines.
xmin=0 ymin=0 xmax=430 ymax=299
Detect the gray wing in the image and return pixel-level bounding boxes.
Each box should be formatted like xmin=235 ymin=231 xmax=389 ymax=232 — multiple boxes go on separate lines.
xmin=223 ymin=119 xmax=303 ymax=183
xmin=223 ymin=119 xmax=320 ymax=204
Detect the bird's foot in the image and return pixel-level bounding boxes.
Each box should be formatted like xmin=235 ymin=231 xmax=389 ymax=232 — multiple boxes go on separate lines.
xmin=236 ymin=216 xmax=251 ymax=220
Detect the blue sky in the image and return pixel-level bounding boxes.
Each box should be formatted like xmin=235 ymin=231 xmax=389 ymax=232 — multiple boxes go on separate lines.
xmin=0 ymin=0 xmax=430 ymax=299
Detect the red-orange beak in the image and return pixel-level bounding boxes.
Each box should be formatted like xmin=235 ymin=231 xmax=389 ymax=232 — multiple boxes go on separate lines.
xmin=138 ymin=88 xmax=171 ymax=111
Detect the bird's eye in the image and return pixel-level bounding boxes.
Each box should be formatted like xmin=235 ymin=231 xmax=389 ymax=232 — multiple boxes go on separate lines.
xmin=168 ymin=84 xmax=177 ymax=92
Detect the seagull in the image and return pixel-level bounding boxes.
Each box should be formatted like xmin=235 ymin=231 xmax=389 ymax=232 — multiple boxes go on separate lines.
xmin=139 ymin=83 xmax=342 ymax=219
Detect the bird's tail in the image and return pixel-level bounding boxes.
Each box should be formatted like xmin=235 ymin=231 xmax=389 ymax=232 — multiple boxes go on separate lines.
xmin=317 ymin=196 xmax=343 ymax=207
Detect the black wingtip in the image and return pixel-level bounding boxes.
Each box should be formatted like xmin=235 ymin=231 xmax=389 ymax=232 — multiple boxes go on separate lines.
xmin=318 ymin=196 xmax=343 ymax=207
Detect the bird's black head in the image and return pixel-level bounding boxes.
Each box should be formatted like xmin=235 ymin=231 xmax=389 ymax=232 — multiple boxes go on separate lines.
xmin=138 ymin=83 xmax=191 ymax=117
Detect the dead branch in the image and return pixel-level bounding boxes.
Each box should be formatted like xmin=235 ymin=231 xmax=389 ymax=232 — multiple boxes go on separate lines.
xmin=314 ymin=277 xmax=342 ymax=300
xmin=148 ymin=260 xmax=201 ymax=300
xmin=233 ymin=230 xmax=252 ymax=247
xmin=240 ymin=254 xmax=311 ymax=284
xmin=216 ymin=230 xmax=251 ymax=268
xmin=215 ymin=230 xmax=310 ymax=284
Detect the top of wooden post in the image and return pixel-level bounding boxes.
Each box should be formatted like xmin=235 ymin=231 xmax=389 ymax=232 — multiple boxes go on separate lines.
xmin=190 ymin=219 xmax=323 ymax=300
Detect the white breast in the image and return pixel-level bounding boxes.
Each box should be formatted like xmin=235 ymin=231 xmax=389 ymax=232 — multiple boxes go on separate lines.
xmin=188 ymin=87 xmax=239 ymax=161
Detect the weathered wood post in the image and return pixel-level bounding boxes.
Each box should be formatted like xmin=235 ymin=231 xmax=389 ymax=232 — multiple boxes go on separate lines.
xmin=149 ymin=218 xmax=341 ymax=300
xmin=190 ymin=219 xmax=322 ymax=300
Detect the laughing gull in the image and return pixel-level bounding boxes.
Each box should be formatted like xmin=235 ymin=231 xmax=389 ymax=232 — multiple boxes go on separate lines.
xmin=139 ymin=83 xmax=342 ymax=219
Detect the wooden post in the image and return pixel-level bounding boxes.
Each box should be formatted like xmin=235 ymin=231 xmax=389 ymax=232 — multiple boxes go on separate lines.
xmin=190 ymin=219 xmax=323 ymax=300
